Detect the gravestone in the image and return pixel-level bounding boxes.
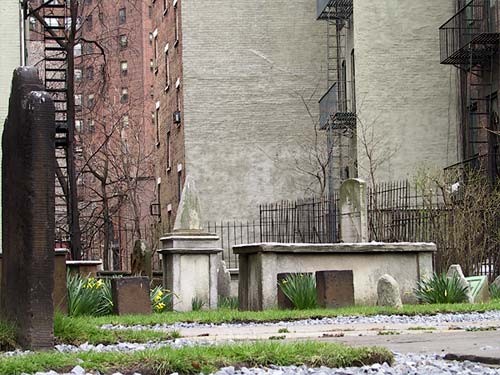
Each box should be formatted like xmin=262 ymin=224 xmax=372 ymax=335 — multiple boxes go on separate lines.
xmin=316 ymin=270 xmax=354 ymax=308
xmin=131 ymin=239 xmax=152 ymax=278
xmin=377 ymin=274 xmax=402 ymax=309
xmin=159 ymin=176 xmax=222 ymax=311
xmin=1 ymin=67 xmax=55 ymax=349
xmin=465 ymin=276 xmax=490 ymax=303
xmin=111 ymin=277 xmax=152 ymax=315
xmin=447 ymin=264 xmax=473 ymax=303
xmin=340 ymin=179 xmax=368 ymax=242
xmin=492 ymin=275 xmax=500 ymax=289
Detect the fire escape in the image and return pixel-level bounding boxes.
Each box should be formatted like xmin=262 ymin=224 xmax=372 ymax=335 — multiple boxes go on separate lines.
xmin=26 ymin=0 xmax=74 ymax=247
xmin=439 ymin=0 xmax=500 ymax=181
xmin=317 ymin=0 xmax=356 ymax=194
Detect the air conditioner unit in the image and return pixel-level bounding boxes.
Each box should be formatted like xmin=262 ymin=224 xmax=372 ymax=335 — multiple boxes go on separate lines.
xmin=173 ymin=110 xmax=181 ymax=124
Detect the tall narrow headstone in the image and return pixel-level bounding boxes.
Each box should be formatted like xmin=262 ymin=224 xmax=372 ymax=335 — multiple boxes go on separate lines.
xmin=1 ymin=67 xmax=55 ymax=349
xmin=340 ymin=179 xmax=368 ymax=242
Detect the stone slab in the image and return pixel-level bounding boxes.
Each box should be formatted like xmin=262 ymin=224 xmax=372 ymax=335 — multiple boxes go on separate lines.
xmin=316 ymin=270 xmax=354 ymax=308
xmin=233 ymin=242 xmax=437 ymax=254
xmin=111 ymin=277 xmax=152 ymax=315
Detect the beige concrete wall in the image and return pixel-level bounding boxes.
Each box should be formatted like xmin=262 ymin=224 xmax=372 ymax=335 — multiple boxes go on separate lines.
xmin=353 ymin=0 xmax=459 ymax=183
xmin=0 ymin=0 xmax=22 ymax=246
xmin=181 ymin=1 xmax=327 ymax=222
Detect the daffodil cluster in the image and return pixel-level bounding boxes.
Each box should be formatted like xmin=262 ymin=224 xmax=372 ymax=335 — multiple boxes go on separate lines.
xmin=84 ymin=277 xmax=105 ymax=289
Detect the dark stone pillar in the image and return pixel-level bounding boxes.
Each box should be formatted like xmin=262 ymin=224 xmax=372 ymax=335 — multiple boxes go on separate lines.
xmin=1 ymin=67 xmax=55 ymax=349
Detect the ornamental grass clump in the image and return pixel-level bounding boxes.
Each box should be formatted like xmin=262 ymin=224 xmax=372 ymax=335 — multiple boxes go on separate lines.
xmin=490 ymin=284 xmax=500 ymax=300
xmin=414 ymin=273 xmax=468 ymax=304
xmin=150 ymin=285 xmax=173 ymax=313
xmin=67 ymin=273 xmax=113 ymax=317
xmin=279 ymin=273 xmax=318 ymax=310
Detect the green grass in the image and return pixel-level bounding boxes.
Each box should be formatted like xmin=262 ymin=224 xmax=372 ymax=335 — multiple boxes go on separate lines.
xmin=54 ymin=314 xmax=180 ymax=345
xmin=86 ymin=300 xmax=500 ymax=327
xmin=0 ymin=341 xmax=393 ymax=375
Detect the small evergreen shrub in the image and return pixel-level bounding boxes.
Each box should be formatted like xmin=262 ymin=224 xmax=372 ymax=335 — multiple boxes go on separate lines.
xmin=67 ymin=273 xmax=113 ymax=317
xmin=414 ymin=273 xmax=468 ymax=304
xmin=278 ymin=273 xmax=318 ymax=310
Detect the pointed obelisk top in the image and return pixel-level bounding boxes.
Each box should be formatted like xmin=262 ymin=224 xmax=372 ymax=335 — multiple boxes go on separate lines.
xmin=173 ymin=175 xmax=203 ymax=232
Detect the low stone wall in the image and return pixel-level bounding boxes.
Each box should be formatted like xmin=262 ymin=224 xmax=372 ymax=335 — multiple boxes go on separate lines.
xmin=234 ymin=242 xmax=436 ymax=311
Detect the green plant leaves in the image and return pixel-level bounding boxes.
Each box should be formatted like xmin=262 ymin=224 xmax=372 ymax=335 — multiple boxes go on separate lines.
xmin=414 ymin=273 xmax=468 ymax=304
xmin=278 ymin=274 xmax=318 ymax=310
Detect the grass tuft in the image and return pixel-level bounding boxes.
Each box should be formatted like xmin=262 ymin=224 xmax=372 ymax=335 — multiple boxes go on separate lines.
xmin=0 ymin=342 xmax=393 ymax=375
xmin=414 ymin=273 xmax=468 ymax=304
xmin=279 ymin=274 xmax=318 ymax=310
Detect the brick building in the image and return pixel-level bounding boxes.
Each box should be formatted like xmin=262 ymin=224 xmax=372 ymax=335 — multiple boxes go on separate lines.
xmin=150 ymin=0 xmax=327 ymax=229
xmin=27 ymin=0 xmax=157 ymax=268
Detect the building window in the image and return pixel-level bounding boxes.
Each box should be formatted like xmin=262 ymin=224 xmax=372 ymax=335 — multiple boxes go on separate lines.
xmin=121 ymin=115 xmax=129 ymax=127
xmin=29 ymin=17 xmax=37 ymax=31
xmin=155 ymin=102 xmax=160 ymax=147
xmin=85 ymin=0 xmax=92 ymax=4
xmin=150 ymin=59 xmax=154 ymax=72
xmin=148 ymin=5 xmax=153 ymax=18
xmin=120 ymin=87 xmax=129 ymax=103
xmin=166 ymin=130 xmax=171 ymax=171
xmin=86 ymin=15 xmax=93 ymax=31
xmin=174 ymin=1 xmax=179 ymax=46
xmin=119 ymin=34 xmax=128 ymax=48
xmin=87 ymin=93 xmax=95 ymax=108
xmin=86 ymin=66 xmax=94 ymax=80
xmin=152 ymin=29 xmax=158 ymax=73
xmin=163 ymin=0 xmax=169 ymax=14
xmin=164 ymin=44 xmax=170 ymax=89
xmin=75 ymin=94 xmax=82 ymax=108
xmin=75 ymin=119 xmax=82 ymax=132
xmin=83 ymin=42 xmax=94 ymax=55
xmin=74 ymin=43 xmax=82 ymax=57
xmin=88 ymin=119 xmax=95 ymax=132
xmin=177 ymin=167 xmax=182 ymax=203
xmin=120 ymin=60 xmax=128 ymax=76
xmin=98 ymin=12 xmax=104 ymax=22
xmin=118 ymin=8 xmax=126 ymax=24
xmin=74 ymin=68 xmax=82 ymax=81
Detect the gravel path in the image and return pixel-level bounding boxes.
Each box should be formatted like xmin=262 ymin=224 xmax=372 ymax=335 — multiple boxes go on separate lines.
xmin=23 ymin=353 xmax=500 ymax=375
xmin=100 ymin=310 xmax=500 ymax=331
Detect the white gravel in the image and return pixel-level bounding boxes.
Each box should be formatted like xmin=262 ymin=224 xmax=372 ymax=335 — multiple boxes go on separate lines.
xmin=100 ymin=310 xmax=500 ymax=331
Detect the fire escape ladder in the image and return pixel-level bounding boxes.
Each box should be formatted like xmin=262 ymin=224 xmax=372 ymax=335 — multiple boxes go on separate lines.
xmin=42 ymin=0 xmax=70 ymax=241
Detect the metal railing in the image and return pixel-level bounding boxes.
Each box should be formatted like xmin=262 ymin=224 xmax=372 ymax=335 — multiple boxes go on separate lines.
xmin=439 ymin=0 xmax=499 ymax=65
xmin=319 ymin=81 xmax=356 ymax=130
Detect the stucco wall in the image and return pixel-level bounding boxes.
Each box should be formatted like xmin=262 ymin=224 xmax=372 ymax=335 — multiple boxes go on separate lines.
xmin=0 ymin=0 xmax=21 ymax=246
xmin=181 ymin=1 xmax=327 ymax=222
xmin=353 ymin=0 xmax=459 ymax=183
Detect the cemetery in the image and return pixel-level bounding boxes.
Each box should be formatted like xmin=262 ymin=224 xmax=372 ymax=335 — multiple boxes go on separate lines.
xmin=0 ymin=68 xmax=499 ymax=374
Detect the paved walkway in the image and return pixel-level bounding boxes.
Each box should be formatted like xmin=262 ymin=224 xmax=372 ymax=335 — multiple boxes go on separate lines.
xmin=178 ymin=319 xmax=500 ymax=365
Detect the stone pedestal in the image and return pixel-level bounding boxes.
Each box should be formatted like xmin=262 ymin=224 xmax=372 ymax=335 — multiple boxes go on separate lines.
xmin=159 ymin=232 xmax=221 ymax=311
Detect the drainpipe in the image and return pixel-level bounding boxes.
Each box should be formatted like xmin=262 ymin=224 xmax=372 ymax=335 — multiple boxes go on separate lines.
xmin=19 ymin=0 xmax=26 ymax=66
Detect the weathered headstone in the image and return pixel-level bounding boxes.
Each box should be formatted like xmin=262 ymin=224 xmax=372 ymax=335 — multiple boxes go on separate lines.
xmin=54 ymin=249 xmax=69 ymax=314
xmin=1 ymin=67 xmax=55 ymax=349
xmin=465 ymin=276 xmax=490 ymax=303
xmin=447 ymin=264 xmax=473 ymax=303
xmin=131 ymin=239 xmax=152 ymax=278
xmin=492 ymin=275 xmax=500 ymax=289
xmin=340 ymin=179 xmax=368 ymax=242
xmin=111 ymin=277 xmax=152 ymax=315
xmin=316 ymin=270 xmax=354 ymax=308
xmin=377 ymin=274 xmax=402 ymax=309
xmin=217 ymin=259 xmax=232 ymax=299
